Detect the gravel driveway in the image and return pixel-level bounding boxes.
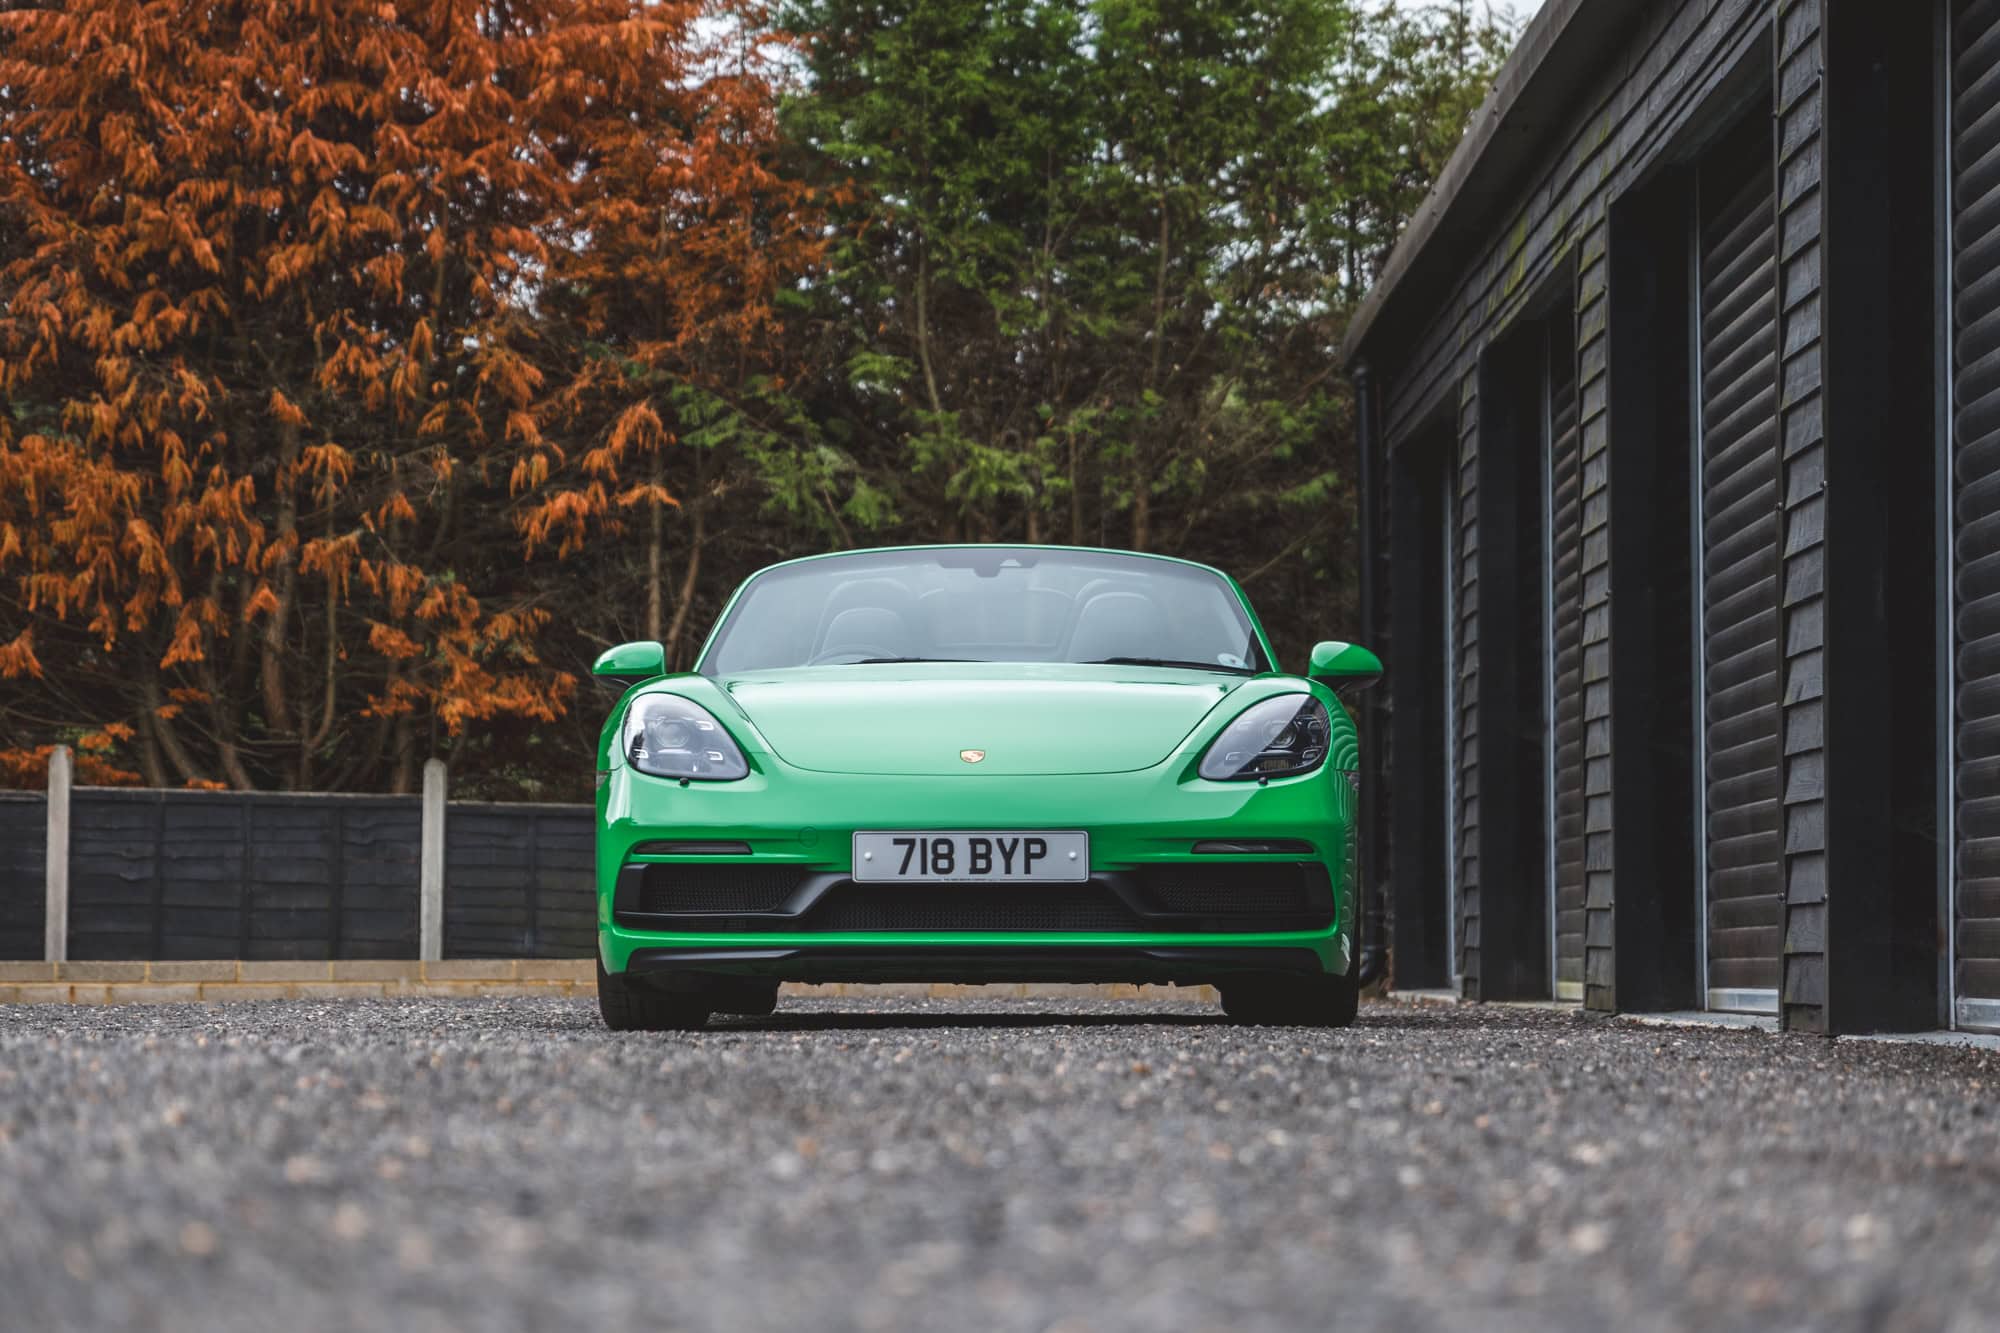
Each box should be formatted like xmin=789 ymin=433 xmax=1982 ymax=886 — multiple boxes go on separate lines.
xmin=3 ymin=995 xmax=1999 ymax=1331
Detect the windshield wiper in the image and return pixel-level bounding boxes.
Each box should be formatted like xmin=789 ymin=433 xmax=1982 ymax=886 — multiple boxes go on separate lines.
xmin=841 ymin=656 xmax=973 ymax=665
xmin=1083 ymin=656 xmax=1256 ymax=675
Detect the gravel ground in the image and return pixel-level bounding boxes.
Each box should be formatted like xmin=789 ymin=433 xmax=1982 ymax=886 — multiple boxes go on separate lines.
xmin=4 ymin=996 xmax=2000 ymax=1332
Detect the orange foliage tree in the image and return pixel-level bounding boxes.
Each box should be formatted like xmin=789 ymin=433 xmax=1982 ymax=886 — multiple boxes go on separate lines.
xmin=0 ymin=0 xmax=827 ymax=791
xmin=530 ymin=24 xmax=833 ymax=667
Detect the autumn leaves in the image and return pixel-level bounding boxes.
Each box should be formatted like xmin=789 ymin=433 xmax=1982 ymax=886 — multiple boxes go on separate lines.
xmin=0 ymin=0 xmax=827 ymax=790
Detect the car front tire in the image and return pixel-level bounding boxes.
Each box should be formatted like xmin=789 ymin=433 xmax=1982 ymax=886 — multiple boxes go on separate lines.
xmin=1221 ymin=972 xmax=1360 ymax=1029
xmin=596 ymin=957 xmax=712 ymax=1032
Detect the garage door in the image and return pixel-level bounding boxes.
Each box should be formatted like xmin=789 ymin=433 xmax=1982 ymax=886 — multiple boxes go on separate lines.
xmin=1696 ymin=123 xmax=1783 ymax=1013
xmin=1953 ymin=0 xmax=2000 ymax=1033
xmin=1548 ymin=323 xmax=1586 ymax=1002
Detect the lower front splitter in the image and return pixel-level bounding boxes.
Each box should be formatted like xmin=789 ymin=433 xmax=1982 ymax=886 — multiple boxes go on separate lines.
xmin=620 ymin=944 xmax=1328 ymax=988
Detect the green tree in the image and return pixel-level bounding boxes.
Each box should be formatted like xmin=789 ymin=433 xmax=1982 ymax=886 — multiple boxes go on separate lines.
xmin=1328 ymin=2 xmax=1520 ymax=300
xmin=777 ymin=0 xmax=1514 ymax=664
xmin=0 ymin=0 xmax=1513 ymax=798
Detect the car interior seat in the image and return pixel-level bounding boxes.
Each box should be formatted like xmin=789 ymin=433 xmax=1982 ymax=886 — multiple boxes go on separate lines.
xmin=1064 ymin=591 xmax=1171 ymax=663
xmin=815 ymin=606 xmax=917 ymax=662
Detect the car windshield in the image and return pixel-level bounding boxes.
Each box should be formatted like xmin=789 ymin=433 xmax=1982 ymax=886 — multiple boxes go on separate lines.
xmin=699 ymin=548 xmax=1267 ymax=676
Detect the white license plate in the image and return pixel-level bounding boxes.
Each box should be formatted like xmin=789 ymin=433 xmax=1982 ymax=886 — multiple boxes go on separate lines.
xmin=852 ymin=831 xmax=1089 ymax=883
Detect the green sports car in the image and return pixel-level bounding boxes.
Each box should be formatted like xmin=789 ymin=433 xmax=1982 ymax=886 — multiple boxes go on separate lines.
xmin=590 ymin=544 xmax=1381 ymax=1030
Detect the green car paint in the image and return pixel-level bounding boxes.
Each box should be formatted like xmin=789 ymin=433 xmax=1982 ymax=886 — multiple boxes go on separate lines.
xmin=1309 ymin=640 xmax=1384 ymax=688
xmin=593 ymin=639 xmax=667 ymax=681
xmin=591 ymin=545 xmax=1371 ymax=997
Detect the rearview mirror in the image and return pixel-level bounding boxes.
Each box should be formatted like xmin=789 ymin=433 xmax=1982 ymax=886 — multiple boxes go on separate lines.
xmin=1308 ymin=640 xmax=1382 ymax=691
xmin=592 ymin=640 xmax=667 ymax=684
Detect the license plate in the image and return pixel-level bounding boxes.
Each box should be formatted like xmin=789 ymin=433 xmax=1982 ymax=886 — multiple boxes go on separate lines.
xmin=852 ymin=831 xmax=1089 ymax=883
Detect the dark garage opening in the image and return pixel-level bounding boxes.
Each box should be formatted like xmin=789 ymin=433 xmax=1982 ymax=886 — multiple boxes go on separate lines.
xmin=1606 ymin=162 xmax=1701 ymax=1014
xmin=1388 ymin=426 xmax=1457 ymax=990
xmin=1471 ymin=316 xmax=1560 ymax=1000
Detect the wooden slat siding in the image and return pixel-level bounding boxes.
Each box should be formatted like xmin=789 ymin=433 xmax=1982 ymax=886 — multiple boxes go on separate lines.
xmin=335 ymin=802 xmax=423 ymax=957
xmin=153 ymin=795 xmax=251 ymax=958
xmin=1954 ymin=0 xmax=2000 ymax=1009
xmin=1550 ymin=316 xmax=1588 ymax=997
xmin=1576 ymin=206 xmax=1618 ymax=1012
xmin=60 ymin=789 xmax=421 ymax=960
xmin=240 ymin=802 xmax=347 ymax=960
xmin=1698 ymin=118 xmax=1785 ymax=999
xmin=1379 ymin=0 xmax=1772 ymax=446
xmin=1456 ymin=372 xmax=1481 ymax=996
xmin=444 ymin=802 xmax=595 ymax=959
xmin=1376 ymin=694 xmax=1391 ymax=950
xmin=1774 ymin=0 xmax=1829 ymax=1031
xmin=545 ymin=805 xmax=594 ymax=957
xmin=444 ymin=805 xmax=536 ymax=958
xmin=69 ymin=791 xmax=166 ymax=959
xmin=1364 ymin=382 xmax=1393 ymax=975
xmin=1382 ymin=461 xmax=1403 ymax=977
xmin=1372 ymin=0 xmax=1777 ymax=1007
xmin=0 ymin=793 xmax=47 ymax=961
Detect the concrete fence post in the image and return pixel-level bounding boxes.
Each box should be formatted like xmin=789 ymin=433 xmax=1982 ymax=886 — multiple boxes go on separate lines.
xmin=420 ymin=758 xmax=447 ymax=962
xmin=44 ymin=745 xmax=71 ymax=963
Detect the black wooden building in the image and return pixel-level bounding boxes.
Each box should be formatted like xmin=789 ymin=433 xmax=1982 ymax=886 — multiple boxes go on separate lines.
xmin=1345 ymin=0 xmax=1997 ymax=1034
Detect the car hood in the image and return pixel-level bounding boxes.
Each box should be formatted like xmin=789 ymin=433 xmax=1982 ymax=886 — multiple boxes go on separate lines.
xmin=718 ymin=663 xmax=1247 ymax=776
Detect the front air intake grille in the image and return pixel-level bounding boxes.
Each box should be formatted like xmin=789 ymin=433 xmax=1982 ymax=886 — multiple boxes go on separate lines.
xmin=628 ymin=862 xmax=805 ymax=915
xmin=803 ymin=885 xmax=1143 ymax=933
xmin=1135 ymin=862 xmax=1332 ymax=920
xmin=614 ymin=862 xmax=1336 ymax=933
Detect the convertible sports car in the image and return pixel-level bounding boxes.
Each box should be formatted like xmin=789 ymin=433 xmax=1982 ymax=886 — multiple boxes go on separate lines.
xmin=591 ymin=545 xmax=1380 ymax=1030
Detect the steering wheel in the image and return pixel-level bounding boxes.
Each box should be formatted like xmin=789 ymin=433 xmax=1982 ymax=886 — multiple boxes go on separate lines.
xmin=806 ymin=644 xmax=902 ymax=665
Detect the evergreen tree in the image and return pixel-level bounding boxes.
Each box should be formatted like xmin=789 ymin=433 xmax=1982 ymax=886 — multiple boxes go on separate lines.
xmin=780 ymin=0 xmax=1514 ymax=667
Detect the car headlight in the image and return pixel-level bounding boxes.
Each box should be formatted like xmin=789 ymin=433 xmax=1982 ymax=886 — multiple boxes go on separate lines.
xmin=620 ymin=694 xmax=750 ymax=781
xmin=1198 ymin=695 xmax=1331 ymax=781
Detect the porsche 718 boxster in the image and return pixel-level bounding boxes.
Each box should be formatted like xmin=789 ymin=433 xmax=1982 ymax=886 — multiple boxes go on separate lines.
xmin=591 ymin=545 xmax=1381 ymax=1029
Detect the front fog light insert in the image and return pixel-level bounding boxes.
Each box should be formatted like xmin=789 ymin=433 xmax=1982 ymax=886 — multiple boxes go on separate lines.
xmin=1199 ymin=695 xmax=1331 ymax=781
xmin=621 ymin=694 xmax=750 ymax=780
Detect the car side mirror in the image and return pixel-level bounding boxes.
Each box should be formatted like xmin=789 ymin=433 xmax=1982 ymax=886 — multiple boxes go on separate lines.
xmin=593 ymin=640 xmax=667 ymax=684
xmin=1308 ymin=640 xmax=1382 ymax=692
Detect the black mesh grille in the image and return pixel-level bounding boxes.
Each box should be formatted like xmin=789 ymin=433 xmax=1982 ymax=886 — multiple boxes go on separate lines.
xmin=1136 ymin=862 xmax=1327 ymax=917
xmin=632 ymin=863 xmax=804 ymax=914
xmin=615 ymin=861 xmax=1334 ymax=932
xmin=805 ymin=885 xmax=1142 ymax=933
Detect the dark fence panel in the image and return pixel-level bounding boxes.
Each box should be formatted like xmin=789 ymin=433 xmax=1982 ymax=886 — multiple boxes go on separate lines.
xmin=0 ymin=793 xmax=46 ymax=960
xmin=14 ymin=785 xmax=597 ymax=960
xmin=67 ymin=790 xmax=421 ymax=960
xmin=443 ymin=803 xmax=594 ymax=959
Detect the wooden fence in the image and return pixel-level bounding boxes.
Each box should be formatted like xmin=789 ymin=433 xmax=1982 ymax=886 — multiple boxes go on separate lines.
xmin=0 ymin=755 xmax=594 ymax=962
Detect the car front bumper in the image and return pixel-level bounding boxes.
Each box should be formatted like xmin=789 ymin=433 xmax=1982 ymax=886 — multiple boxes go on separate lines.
xmin=596 ymin=760 xmax=1355 ymax=982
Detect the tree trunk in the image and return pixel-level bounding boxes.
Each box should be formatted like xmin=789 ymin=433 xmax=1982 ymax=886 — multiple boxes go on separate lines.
xmin=391 ymin=713 xmax=416 ymax=795
xmin=136 ymin=707 xmax=168 ymax=789
xmin=196 ymin=661 xmax=255 ymax=790
xmin=645 ymin=454 xmax=665 ymax=644
xmin=1135 ymin=194 xmax=1171 ymax=553
xmin=260 ymin=420 xmax=301 ymax=737
xmin=663 ymin=501 xmax=706 ymax=670
xmin=1069 ymin=432 xmax=1083 ymax=545
xmin=143 ymin=678 xmax=206 ymax=787
xmin=915 ymin=238 xmax=945 ymax=418
xmin=297 ymin=572 xmax=340 ymax=789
